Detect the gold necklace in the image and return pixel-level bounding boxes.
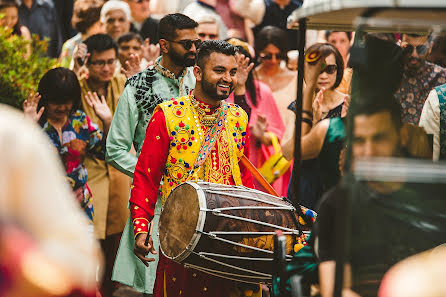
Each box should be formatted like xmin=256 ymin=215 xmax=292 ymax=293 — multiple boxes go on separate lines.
xmin=190 ymin=92 xmax=221 ymax=127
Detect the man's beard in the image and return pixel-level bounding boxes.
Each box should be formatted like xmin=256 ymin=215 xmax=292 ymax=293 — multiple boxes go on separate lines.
xmin=200 ymin=72 xmax=234 ymax=102
xmin=404 ymin=56 xmax=425 ymax=75
xmin=168 ymin=48 xmax=196 ymax=67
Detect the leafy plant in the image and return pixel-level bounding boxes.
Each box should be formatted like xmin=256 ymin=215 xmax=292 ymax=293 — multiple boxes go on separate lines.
xmin=0 ymin=24 xmax=58 ymax=109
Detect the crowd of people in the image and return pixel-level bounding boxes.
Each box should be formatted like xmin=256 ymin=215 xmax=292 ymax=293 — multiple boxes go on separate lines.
xmin=1 ymin=0 xmax=446 ymax=297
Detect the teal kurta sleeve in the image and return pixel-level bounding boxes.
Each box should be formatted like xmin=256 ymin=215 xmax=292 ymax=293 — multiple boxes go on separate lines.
xmin=106 ymin=86 xmax=139 ymax=177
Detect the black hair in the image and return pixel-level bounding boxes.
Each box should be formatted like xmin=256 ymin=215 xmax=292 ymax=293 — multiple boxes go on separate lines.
xmin=429 ymin=35 xmax=446 ymax=67
xmin=37 ymin=68 xmax=82 ymax=125
xmin=354 ymin=94 xmax=402 ymax=132
xmin=325 ymin=31 xmax=352 ymax=41
xmin=351 ymin=34 xmax=404 ymax=96
xmin=0 ymin=0 xmax=22 ymax=36
xmin=117 ymin=32 xmax=143 ymax=45
xmin=72 ymin=0 xmax=103 ymax=34
xmin=306 ymin=42 xmax=345 ymax=89
xmin=196 ymin=40 xmax=238 ymax=70
xmin=254 ymin=26 xmax=288 ymax=57
xmin=158 ymin=13 xmax=198 ymax=41
xmin=84 ymin=33 xmax=118 ymax=60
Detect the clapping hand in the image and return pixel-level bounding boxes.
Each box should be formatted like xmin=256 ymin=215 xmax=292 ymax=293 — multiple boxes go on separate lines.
xmin=23 ymin=92 xmax=44 ymax=122
xmin=122 ymin=53 xmax=142 ymax=78
xmin=142 ymin=38 xmax=160 ymax=65
xmin=312 ymin=87 xmax=326 ymax=123
xmin=84 ymin=92 xmax=112 ymax=123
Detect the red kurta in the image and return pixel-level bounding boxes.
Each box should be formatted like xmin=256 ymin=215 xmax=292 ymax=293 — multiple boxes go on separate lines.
xmin=129 ymin=99 xmax=256 ymax=297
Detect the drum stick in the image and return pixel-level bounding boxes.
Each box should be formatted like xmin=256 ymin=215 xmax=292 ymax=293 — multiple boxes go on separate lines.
xmin=144 ymin=221 xmax=154 ymax=246
xmin=241 ymin=155 xmax=280 ymax=197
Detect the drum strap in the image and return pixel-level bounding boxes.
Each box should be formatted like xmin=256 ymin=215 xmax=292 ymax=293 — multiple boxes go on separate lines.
xmin=193 ymin=101 xmax=229 ymax=168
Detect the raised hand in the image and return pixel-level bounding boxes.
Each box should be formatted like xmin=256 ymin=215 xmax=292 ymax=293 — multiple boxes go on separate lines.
xmin=23 ymin=92 xmax=44 ymax=122
xmin=312 ymin=87 xmax=326 ymax=123
xmin=235 ymin=53 xmax=254 ymax=88
xmin=73 ymin=43 xmax=89 ymax=73
xmin=84 ymin=92 xmax=112 ymax=123
xmin=142 ymin=38 xmax=160 ymax=65
xmin=304 ymin=55 xmax=325 ymax=88
xmin=122 ymin=53 xmax=142 ymax=78
xmin=341 ymin=95 xmax=350 ymax=118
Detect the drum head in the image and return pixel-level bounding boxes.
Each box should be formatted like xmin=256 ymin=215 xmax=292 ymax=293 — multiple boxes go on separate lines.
xmin=159 ymin=183 xmax=201 ymax=259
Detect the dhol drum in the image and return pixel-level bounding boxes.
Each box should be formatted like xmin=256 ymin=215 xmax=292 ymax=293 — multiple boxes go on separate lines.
xmin=159 ymin=181 xmax=315 ymax=284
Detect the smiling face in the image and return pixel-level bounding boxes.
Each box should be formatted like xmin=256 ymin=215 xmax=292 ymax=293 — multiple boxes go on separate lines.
xmin=316 ymin=54 xmax=338 ymax=90
xmin=105 ymin=9 xmax=130 ymax=40
xmin=197 ymin=52 xmax=238 ymax=102
xmin=0 ymin=6 xmax=18 ymax=29
xmin=46 ymin=101 xmax=74 ymax=122
xmin=87 ymin=48 xmax=117 ymax=83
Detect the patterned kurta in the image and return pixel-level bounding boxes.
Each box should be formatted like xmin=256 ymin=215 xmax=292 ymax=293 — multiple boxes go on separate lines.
xmin=129 ymin=95 xmax=258 ymax=297
xmin=42 ymin=110 xmax=104 ymax=222
xmin=107 ymin=56 xmax=196 ymax=294
xmin=395 ymin=62 xmax=446 ymax=125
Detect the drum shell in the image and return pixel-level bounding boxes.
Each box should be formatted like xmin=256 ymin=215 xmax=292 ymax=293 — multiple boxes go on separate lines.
xmin=159 ymin=182 xmax=303 ymax=284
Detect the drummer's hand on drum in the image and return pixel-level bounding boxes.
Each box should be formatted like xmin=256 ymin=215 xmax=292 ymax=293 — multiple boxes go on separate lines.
xmin=134 ymin=233 xmax=157 ymax=266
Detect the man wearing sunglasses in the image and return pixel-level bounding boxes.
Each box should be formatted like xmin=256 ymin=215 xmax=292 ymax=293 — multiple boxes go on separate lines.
xmin=106 ymin=13 xmax=198 ymax=296
xmin=394 ymin=34 xmax=446 ymax=125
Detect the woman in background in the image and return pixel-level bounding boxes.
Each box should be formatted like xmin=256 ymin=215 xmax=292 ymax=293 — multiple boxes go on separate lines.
xmin=23 ymin=67 xmax=112 ymax=226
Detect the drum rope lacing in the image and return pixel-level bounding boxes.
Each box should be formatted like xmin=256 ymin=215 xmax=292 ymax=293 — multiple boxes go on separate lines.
xmin=184 ymin=263 xmax=268 ymax=285
xmin=196 ymin=230 xmax=295 ymax=256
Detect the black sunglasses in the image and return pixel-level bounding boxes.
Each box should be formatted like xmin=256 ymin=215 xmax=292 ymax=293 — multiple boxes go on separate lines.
xmin=402 ymin=44 xmax=429 ymax=55
xmin=259 ymin=53 xmax=285 ymax=61
xmin=167 ymin=39 xmax=202 ymax=50
xmin=321 ymin=64 xmax=337 ymax=75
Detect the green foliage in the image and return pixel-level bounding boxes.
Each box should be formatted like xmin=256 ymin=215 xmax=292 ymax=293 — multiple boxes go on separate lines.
xmin=0 ymin=25 xmax=58 ymax=109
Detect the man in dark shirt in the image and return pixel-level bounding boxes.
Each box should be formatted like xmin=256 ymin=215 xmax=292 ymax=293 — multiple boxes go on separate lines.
xmin=315 ymin=96 xmax=446 ymax=297
xmin=394 ymin=34 xmax=446 ymax=125
xmin=253 ymin=0 xmax=302 ymax=50
xmin=18 ymin=0 xmax=62 ymax=58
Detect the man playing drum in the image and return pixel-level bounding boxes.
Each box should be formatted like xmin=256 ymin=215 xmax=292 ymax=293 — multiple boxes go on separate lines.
xmin=129 ymin=40 xmax=261 ymax=297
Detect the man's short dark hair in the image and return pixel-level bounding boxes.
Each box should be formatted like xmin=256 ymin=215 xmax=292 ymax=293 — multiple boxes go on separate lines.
xmin=117 ymin=32 xmax=143 ymax=46
xmin=84 ymin=33 xmax=118 ymax=59
xmin=325 ymin=31 xmax=352 ymax=41
xmin=158 ymin=13 xmax=198 ymax=41
xmin=354 ymin=95 xmax=402 ymax=132
xmin=196 ymin=40 xmax=238 ymax=70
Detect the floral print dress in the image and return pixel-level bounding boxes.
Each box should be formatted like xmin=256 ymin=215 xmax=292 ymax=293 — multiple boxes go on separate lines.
xmin=42 ymin=110 xmax=105 ymax=223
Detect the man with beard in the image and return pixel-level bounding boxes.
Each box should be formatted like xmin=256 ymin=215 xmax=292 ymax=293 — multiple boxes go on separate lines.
xmin=394 ymin=34 xmax=446 ymax=125
xmin=130 ymin=40 xmax=261 ymax=297
xmin=106 ymin=13 xmax=198 ymax=295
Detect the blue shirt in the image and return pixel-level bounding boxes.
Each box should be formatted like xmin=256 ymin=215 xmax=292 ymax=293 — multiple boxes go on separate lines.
xmin=18 ymin=0 xmax=62 ymax=57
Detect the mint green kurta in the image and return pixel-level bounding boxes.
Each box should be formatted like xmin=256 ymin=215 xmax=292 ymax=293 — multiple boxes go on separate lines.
xmin=106 ymin=57 xmax=196 ymax=294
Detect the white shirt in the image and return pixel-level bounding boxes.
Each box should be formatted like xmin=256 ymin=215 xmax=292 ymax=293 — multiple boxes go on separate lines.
xmin=419 ymin=89 xmax=440 ymax=161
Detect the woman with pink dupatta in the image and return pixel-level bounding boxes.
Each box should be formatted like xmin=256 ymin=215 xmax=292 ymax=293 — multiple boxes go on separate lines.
xmin=227 ymin=39 xmax=290 ymax=196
